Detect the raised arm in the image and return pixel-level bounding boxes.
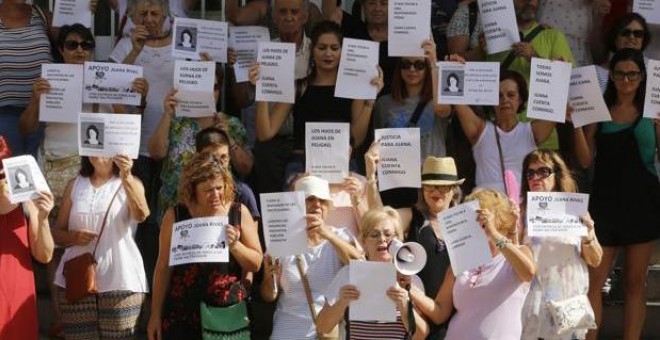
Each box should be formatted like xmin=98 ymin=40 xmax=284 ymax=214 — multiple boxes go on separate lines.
xmin=409 ymin=269 xmax=455 ymax=325
xmin=453 ymin=104 xmax=486 ymax=145
xmin=573 ymin=123 xmax=597 ymax=169
xmin=227 ymin=204 xmax=263 ymax=273
xmin=352 ymin=67 xmax=384 ymax=147
xmin=248 ymin=63 xmax=294 ymax=141
xmin=24 ymin=192 xmax=55 ymax=263
xmin=530 ymin=120 xmax=557 ymax=145
xmin=424 ymin=40 xmax=451 ymax=117
xmin=148 ymin=89 xmax=177 ymax=160
xmin=114 ymin=155 xmax=150 ymax=222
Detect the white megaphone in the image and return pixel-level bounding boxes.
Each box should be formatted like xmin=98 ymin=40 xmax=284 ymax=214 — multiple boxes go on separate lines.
xmin=388 ymin=239 xmax=427 ymax=276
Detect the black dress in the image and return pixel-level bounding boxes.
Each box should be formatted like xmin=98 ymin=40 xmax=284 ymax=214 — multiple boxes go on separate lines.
xmin=162 ymin=204 xmax=246 ymax=339
xmin=590 ymin=116 xmax=660 ymax=246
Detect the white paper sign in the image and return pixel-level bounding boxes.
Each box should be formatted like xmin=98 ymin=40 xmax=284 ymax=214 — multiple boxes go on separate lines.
xmin=256 ymin=42 xmax=296 ymax=103
xmin=634 ymin=0 xmax=660 ymax=25
xmin=644 ymin=59 xmax=660 ymax=118
xmin=439 ymin=201 xmax=492 ymax=275
xmin=169 ymin=216 xmax=229 ymax=266
xmin=478 ymin=0 xmax=520 ymax=54
xmin=374 ymin=128 xmax=421 ymax=191
xmin=78 ymin=113 xmax=141 ymax=159
xmin=173 ymin=60 xmax=216 ymax=117
xmin=305 ymin=123 xmax=350 ymax=183
xmin=349 ymin=260 xmax=397 ymax=322
xmin=172 ymin=18 xmax=228 ymax=62
xmin=229 ymin=26 xmax=270 ymax=83
xmin=527 ymin=58 xmax=572 ymax=123
xmin=40 ymin=64 xmax=83 ymax=123
xmin=52 ymin=0 xmax=92 ymax=27
xmin=388 ymin=0 xmax=431 ymax=57
xmin=526 ymin=192 xmax=589 ymax=237
xmin=83 ymin=62 xmax=143 ymax=106
xmin=437 ymin=62 xmax=500 ymax=105
xmin=569 ymin=65 xmax=611 ymax=127
xmin=2 ymin=156 xmax=51 ymax=204
xmin=260 ymin=191 xmax=308 ymax=258
xmin=335 ymin=38 xmax=380 ymax=99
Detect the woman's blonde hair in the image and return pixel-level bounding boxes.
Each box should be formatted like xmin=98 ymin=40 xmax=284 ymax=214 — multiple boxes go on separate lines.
xmin=178 ymin=152 xmax=235 ymax=207
xmin=359 ymin=206 xmax=403 ymax=245
xmin=465 ymin=188 xmax=517 ymax=240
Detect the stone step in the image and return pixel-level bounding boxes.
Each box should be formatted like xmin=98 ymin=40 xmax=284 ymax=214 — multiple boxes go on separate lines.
xmin=607 ymin=265 xmax=660 ymax=303
xmin=599 ymin=302 xmax=660 ymax=338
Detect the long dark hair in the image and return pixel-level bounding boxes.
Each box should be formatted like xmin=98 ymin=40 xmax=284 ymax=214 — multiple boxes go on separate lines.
xmin=79 ymin=157 xmax=120 ymax=177
xmin=390 ymin=57 xmax=433 ymax=105
xmin=603 ymin=48 xmax=646 ymax=113
xmin=306 ymin=20 xmax=343 ymax=86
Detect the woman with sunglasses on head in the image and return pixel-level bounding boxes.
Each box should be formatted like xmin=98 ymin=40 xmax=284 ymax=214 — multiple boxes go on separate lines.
xmin=574 ymin=47 xmax=660 ymax=340
xmin=519 ymin=149 xmax=602 ymax=340
xmin=595 ymin=13 xmax=651 ymax=92
xmin=452 ymin=66 xmax=557 ymax=194
xmin=18 ymin=23 xmax=147 ymax=337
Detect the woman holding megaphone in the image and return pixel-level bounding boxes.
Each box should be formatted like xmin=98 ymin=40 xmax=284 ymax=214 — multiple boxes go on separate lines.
xmin=317 ymin=207 xmax=429 ymax=339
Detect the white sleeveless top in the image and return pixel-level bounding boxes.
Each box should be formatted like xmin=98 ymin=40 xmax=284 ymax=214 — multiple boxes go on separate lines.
xmin=472 ymin=121 xmax=536 ymax=193
xmin=54 ymin=176 xmax=148 ymax=293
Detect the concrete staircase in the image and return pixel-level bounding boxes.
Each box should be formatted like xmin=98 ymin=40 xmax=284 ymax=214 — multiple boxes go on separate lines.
xmin=599 ymin=240 xmax=660 ymax=339
xmin=33 ymin=242 xmax=660 ymax=339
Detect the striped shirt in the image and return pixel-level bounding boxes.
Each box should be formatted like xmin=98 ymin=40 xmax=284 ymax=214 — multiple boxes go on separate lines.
xmin=0 ymin=6 xmax=53 ymax=107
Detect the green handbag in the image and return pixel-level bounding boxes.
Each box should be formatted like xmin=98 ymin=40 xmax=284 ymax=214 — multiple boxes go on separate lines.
xmin=200 ymin=300 xmax=250 ymax=340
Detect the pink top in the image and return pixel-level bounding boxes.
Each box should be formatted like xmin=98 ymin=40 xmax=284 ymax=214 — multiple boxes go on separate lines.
xmin=446 ymin=253 xmax=530 ymax=340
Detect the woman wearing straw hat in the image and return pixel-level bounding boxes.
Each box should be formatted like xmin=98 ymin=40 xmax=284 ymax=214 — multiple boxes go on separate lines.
xmin=366 ymin=148 xmax=463 ymax=338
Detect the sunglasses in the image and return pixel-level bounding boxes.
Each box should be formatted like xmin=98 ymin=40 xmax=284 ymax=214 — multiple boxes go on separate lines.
xmin=422 ymin=185 xmax=453 ymax=193
xmin=401 ymin=59 xmax=427 ymax=71
xmin=619 ymin=29 xmax=645 ymax=38
xmin=63 ymin=40 xmax=95 ymax=51
xmin=525 ymin=166 xmax=554 ymax=180
xmin=611 ymin=70 xmax=643 ymax=81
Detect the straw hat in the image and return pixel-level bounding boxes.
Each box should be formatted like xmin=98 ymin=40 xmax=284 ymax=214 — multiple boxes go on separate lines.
xmin=420 ymin=157 xmax=465 ymax=186
xmin=294 ymin=176 xmax=332 ymax=202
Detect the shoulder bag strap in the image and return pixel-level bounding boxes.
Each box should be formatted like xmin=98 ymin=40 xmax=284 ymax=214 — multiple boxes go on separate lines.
xmin=91 ymin=184 xmax=121 ymax=258
xmin=407 ymin=99 xmax=430 ymax=127
xmin=296 ymin=255 xmax=320 ymax=330
xmin=494 ymin=125 xmax=508 ymax=188
xmin=500 ymin=25 xmax=545 ymax=71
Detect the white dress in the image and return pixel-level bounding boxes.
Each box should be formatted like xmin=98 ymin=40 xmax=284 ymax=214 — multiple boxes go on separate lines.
xmin=521 ymin=235 xmax=590 ymax=339
xmin=54 ymin=176 xmax=148 ymax=293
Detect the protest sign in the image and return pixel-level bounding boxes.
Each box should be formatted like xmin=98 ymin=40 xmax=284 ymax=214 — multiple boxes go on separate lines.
xmin=527 ymin=192 xmax=590 ymax=237
xmin=349 ymin=260 xmax=397 ymax=322
xmin=172 ymin=18 xmax=228 ymax=62
xmin=78 ymin=112 xmax=141 ymax=159
xmin=40 ymin=64 xmax=83 ymax=123
xmin=527 ymin=58 xmax=572 ymax=123
xmin=229 ymin=26 xmax=270 ymax=83
xmin=305 ymin=123 xmax=350 ymax=183
xmin=388 ymin=0 xmax=431 ymax=57
xmin=335 ymin=38 xmax=380 ymax=99
xmin=634 ymin=0 xmax=660 ymax=24
xmin=2 ymin=155 xmax=51 ymax=204
xmin=260 ymin=191 xmax=308 ymax=258
xmin=478 ymin=0 xmax=520 ymax=54
xmin=439 ymin=201 xmax=492 ymax=275
xmin=170 ymin=216 xmax=229 ymax=266
xmin=374 ymin=128 xmax=421 ymax=191
xmin=569 ymin=65 xmax=611 ymax=127
xmin=644 ymin=59 xmax=660 ymax=118
xmin=53 ymin=0 xmax=92 ymax=27
xmin=437 ymin=62 xmax=499 ymax=105
xmin=83 ymin=62 xmax=143 ymax=106
xmin=256 ymin=42 xmax=296 ymax=103
xmin=173 ymin=60 xmax=216 ymax=117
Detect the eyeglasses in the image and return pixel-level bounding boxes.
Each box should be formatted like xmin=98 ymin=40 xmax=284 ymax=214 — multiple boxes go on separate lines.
xmin=525 ymin=166 xmax=554 ymax=180
xmin=401 ymin=59 xmax=427 ymax=71
xmin=619 ymin=29 xmax=645 ymax=38
xmin=367 ymin=230 xmax=396 ymax=240
xmin=422 ymin=185 xmax=453 ymax=194
xmin=63 ymin=40 xmax=95 ymax=51
xmin=611 ymin=70 xmax=643 ymax=81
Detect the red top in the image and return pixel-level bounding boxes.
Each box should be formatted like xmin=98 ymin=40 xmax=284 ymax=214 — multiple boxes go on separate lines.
xmin=0 ymin=206 xmax=37 ymax=340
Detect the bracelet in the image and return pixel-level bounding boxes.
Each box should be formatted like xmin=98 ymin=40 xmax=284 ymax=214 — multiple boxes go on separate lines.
xmin=495 ymin=238 xmax=509 ymax=250
xmin=366 ymin=177 xmax=377 ymax=185
xmin=582 ymin=237 xmax=595 ymax=246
